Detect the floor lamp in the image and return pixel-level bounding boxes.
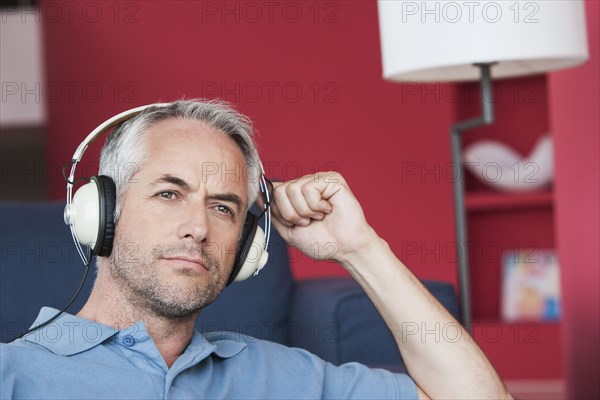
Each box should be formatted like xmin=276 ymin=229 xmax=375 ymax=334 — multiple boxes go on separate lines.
xmin=378 ymin=0 xmax=589 ymax=330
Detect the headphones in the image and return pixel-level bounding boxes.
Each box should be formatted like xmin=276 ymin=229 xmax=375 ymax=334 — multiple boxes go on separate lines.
xmin=63 ymin=103 xmax=271 ymax=285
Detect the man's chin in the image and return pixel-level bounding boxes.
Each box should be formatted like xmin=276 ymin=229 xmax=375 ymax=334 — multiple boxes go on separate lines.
xmin=147 ymin=301 xmax=202 ymax=321
xmin=145 ymin=280 xmax=225 ymax=318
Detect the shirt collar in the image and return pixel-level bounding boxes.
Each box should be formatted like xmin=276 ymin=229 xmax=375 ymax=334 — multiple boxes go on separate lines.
xmin=195 ymin=331 xmax=247 ymax=359
xmin=23 ymin=307 xmax=247 ymax=359
xmin=23 ymin=307 xmax=121 ymax=356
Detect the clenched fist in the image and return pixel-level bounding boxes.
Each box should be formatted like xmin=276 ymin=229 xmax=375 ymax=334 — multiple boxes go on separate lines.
xmin=266 ymin=172 xmax=378 ymax=264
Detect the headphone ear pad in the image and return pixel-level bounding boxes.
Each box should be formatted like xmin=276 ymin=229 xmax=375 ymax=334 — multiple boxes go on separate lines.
xmin=92 ymin=175 xmax=116 ymax=257
xmin=227 ymin=213 xmax=258 ymax=286
xmin=234 ymin=224 xmax=268 ymax=283
xmin=227 ymin=213 xmax=269 ymax=286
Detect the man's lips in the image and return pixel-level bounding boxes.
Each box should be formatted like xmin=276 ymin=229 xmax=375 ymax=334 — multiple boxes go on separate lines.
xmin=161 ymin=256 xmax=209 ymax=271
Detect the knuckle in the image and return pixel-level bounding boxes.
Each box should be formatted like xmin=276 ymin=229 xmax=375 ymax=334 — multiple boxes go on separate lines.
xmin=281 ymin=210 xmax=295 ymax=220
xmin=329 ymin=171 xmax=344 ymax=184
xmin=300 ymin=183 xmax=313 ymax=195
xmin=328 ymin=171 xmax=342 ymax=181
xmin=273 ymin=184 xmax=286 ymax=199
xmin=285 ymin=182 xmax=301 ymax=197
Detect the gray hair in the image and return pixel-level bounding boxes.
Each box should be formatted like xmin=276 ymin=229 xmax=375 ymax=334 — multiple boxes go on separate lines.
xmin=98 ymin=99 xmax=262 ymax=221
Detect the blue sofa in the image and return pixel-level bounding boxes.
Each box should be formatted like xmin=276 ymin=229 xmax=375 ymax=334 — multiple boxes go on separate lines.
xmin=0 ymin=202 xmax=459 ymax=372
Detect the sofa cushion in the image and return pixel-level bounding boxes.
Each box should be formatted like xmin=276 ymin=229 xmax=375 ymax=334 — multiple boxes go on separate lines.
xmin=289 ymin=277 xmax=459 ymax=368
xmin=0 ymin=202 xmax=93 ymax=342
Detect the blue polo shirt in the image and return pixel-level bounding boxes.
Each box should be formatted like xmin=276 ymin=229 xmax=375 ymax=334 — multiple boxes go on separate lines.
xmin=1 ymin=307 xmax=417 ymax=399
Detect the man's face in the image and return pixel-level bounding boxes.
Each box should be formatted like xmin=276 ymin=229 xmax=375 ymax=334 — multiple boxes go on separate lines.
xmin=108 ymin=117 xmax=248 ymax=320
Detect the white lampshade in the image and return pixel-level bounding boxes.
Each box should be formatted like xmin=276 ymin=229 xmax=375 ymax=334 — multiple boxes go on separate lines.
xmin=378 ymin=0 xmax=589 ymax=82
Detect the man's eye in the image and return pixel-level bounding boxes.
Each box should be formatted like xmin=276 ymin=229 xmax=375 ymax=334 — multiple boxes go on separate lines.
xmin=215 ymin=205 xmax=233 ymax=215
xmin=158 ymin=191 xmax=176 ymax=200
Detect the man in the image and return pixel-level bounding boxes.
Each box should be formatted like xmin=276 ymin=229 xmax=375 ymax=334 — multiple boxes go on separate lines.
xmin=0 ymin=100 xmax=511 ymax=399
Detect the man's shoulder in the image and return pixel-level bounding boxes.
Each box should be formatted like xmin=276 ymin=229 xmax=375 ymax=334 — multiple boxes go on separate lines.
xmin=1 ymin=340 xmax=58 ymax=373
xmin=1 ymin=339 xmax=51 ymax=354
xmin=200 ymin=331 xmax=417 ymax=399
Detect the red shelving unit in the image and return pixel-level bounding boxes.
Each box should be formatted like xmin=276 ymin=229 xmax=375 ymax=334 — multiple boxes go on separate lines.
xmin=457 ymin=75 xmax=563 ymax=383
xmin=466 ymin=191 xmax=553 ymax=213
xmin=472 ymin=320 xmax=563 ymax=380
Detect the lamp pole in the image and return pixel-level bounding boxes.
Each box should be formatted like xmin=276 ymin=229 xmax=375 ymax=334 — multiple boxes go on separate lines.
xmin=451 ymin=63 xmax=495 ymax=332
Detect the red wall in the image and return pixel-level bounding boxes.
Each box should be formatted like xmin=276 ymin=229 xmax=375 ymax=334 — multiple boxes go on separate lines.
xmin=41 ymin=1 xmax=457 ymax=284
xmin=549 ymin=0 xmax=600 ymax=398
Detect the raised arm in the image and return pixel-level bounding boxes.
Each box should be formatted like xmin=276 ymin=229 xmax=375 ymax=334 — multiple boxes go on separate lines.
xmin=268 ymin=172 xmax=512 ymax=400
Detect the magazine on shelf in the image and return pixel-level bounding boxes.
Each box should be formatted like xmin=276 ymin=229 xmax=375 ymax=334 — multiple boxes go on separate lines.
xmin=501 ymin=248 xmax=561 ymax=322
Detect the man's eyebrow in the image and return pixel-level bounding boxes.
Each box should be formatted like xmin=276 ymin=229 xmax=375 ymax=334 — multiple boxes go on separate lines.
xmin=208 ymin=193 xmax=244 ymax=213
xmin=150 ymin=175 xmax=191 ymax=190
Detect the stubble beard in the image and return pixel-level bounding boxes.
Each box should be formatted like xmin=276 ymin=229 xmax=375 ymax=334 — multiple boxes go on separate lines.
xmin=108 ymin=234 xmax=228 ymax=321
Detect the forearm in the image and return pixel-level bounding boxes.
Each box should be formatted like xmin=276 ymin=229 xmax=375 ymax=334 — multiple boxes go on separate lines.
xmin=339 ymin=236 xmax=512 ymax=400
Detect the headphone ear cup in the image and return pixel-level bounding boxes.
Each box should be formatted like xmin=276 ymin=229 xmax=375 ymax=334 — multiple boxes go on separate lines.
xmin=227 ymin=213 xmax=269 ymax=285
xmin=66 ymin=175 xmax=116 ymax=256
xmin=234 ymin=225 xmax=268 ymax=282
xmin=92 ymin=175 xmax=116 ymax=257
xmin=68 ymin=179 xmax=101 ymax=248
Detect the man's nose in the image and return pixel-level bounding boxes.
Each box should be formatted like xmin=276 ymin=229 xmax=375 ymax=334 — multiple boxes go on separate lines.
xmin=177 ymin=204 xmax=209 ymax=242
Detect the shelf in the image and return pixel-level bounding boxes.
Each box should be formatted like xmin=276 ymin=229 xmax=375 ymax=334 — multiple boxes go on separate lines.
xmin=471 ymin=320 xmax=563 ymax=380
xmin=466 ymin=191 xmax=553 ymax=213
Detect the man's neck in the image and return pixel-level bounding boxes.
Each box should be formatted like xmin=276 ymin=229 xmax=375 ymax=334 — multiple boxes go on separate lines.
xmin=77 ymin=264 xmax=198 ymax=368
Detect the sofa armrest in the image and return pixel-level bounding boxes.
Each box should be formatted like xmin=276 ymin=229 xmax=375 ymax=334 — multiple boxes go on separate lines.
xmin=288 ymin=277 xmax=459 ymax=370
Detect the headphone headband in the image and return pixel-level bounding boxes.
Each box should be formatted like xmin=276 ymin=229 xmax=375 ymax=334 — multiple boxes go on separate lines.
xmin=71 ymin=103 xmax=169 ymax=162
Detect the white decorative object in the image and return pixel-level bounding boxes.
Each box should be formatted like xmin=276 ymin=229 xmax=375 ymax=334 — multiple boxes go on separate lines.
xmin=463 ymin=135 xmax=554 ymax=192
